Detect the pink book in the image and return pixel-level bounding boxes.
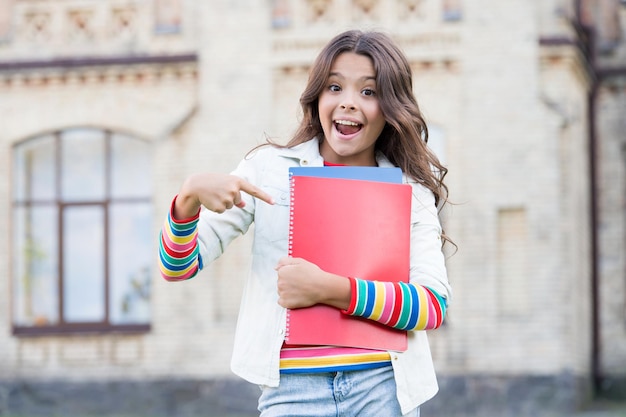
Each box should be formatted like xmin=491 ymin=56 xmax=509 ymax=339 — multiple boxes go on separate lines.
xmin=286 ymin=174 xmax=411 ymax=351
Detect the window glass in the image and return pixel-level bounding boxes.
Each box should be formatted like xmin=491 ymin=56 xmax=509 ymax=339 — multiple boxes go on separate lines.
xmin=61 ymin=129 xmax=106 ymax=202
xmin=13 ymin=135 xmax=56 ymax=202
xmin=111 ymin=133 xmax=152 ymax=198
xmin=62 ymin=205 xmax=106 ymax=322
xmin=13 ymin=205 xmax=59 ymax=326
xmin=109 ymin=202 xmax=153 ymax=324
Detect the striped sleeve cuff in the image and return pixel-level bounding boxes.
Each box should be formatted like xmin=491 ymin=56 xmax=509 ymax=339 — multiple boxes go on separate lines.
xmin=343 ymin=277 xmax=359 ymax=315
xmin=344 ymin=278 xmax=448 ymax=331
xmin=158 ymin=195 xmax=202 ymax=281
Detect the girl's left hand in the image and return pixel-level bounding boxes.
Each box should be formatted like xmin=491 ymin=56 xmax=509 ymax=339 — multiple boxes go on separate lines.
xmin=275 ymin=257 xmax=350 ymax=310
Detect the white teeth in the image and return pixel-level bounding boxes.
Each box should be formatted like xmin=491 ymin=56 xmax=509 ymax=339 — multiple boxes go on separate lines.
xmin=335 ymin=120 xmax=360 ymax=126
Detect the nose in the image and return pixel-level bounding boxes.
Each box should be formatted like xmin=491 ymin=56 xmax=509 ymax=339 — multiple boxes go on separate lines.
xmin=340 ymin=98 xmax=357 ymax=111
xmin=339 ymin=90 xmax=358 ymax=111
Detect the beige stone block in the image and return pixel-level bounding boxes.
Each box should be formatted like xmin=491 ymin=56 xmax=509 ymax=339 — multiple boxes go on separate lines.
xmin=111 ymin=337 xmax=143 ymax=365
xmin=59 ymin=339 xmax=104 ymax=366
xmin=17 ymin=339 xmax=50 ymax=368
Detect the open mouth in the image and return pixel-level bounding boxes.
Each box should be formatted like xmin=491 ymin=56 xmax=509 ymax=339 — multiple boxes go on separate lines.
xmin=334 ymin=119 xmax=362 ymax=136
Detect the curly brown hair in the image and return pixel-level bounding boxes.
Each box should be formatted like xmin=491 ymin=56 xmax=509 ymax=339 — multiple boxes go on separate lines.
xmin=282 ymin=30 xmax=449 ymax=212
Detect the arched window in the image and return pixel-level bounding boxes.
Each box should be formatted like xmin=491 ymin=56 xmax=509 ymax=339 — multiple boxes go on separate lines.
xmin=12 ymin=128 xmax=152 ymax=334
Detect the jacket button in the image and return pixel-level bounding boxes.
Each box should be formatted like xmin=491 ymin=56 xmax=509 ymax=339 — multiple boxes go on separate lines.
xmin=301 ymin=160 xmax=309 ymax=165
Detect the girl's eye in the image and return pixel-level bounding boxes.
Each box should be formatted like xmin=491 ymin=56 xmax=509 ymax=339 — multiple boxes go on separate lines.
xmin=362 ymin=88 xmax=376 ymax=96
xmin=329 ymin=84 xmax=341 ymax=92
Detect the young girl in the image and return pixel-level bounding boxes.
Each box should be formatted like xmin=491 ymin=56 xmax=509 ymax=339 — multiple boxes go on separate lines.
xmin=159 ymin=30 xmax=451 ymax=417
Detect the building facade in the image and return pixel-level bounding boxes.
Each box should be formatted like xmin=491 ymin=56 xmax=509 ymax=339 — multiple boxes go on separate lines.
xmin=0 ymin=0 xmax=624 ymax=416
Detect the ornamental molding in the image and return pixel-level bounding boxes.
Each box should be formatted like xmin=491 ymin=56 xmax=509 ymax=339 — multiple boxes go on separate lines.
xmin=272 ymin=29 xmax=462 ymax=69
xmin=0 ymin=0 xmax=191 ymax=59
xmin=0 ymin=57 xmax=198 ymax=89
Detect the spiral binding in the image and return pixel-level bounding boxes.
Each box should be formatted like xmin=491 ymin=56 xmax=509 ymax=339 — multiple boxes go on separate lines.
xmin=288 ymin=172 xmax=295 ymax=257
xmin=284 ymin=310 xmax=291 ymax=341
xmin=285 ymin=171 xmax=296 ymax=342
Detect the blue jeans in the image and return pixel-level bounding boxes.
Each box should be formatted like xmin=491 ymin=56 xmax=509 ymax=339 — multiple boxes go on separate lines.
xmin=258 ymin=366 xmax=420 ymax=417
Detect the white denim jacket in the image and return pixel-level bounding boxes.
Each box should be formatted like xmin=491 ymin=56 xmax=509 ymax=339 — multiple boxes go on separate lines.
xmin=196 ymin=138 xmax=451 ymax=413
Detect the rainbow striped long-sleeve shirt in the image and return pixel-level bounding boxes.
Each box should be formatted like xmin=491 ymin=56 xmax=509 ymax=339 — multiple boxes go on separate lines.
xmin=159 ymin=197 xmax=448 ymax=373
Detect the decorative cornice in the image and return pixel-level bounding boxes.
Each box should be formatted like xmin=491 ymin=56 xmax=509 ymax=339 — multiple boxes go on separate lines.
xmin=0 ymin=53 xmax=198 ymax=72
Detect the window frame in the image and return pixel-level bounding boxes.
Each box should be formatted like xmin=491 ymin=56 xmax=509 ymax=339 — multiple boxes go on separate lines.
xmin=11 ymin=128 xmax=152 ymax=336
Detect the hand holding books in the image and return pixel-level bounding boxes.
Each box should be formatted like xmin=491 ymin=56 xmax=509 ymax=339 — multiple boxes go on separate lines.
xmin=275 ymin=256 xmax=351 ymax=311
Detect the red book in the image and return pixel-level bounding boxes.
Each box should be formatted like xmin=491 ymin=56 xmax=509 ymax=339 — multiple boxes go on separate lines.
xmin=286 ymin=174 xmax=412 ymax=351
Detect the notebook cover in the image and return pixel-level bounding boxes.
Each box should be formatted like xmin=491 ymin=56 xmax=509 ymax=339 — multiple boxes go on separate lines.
xmin=286 ymin=174 xmax=411 ymax=351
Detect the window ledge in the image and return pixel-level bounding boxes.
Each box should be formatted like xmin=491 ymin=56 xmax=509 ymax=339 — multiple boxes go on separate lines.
xmin=12 ymin=323 xmax=151 ymax=337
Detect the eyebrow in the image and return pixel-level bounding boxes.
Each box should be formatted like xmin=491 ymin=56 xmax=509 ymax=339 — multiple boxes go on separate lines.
xmin=328 ymin=71 xmax=376 ymax=82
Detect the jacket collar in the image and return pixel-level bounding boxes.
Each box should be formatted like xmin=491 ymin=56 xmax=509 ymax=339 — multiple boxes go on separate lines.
xmin=275 ymin=138 xmax=325 ymax=167
xmin=276 ymin=137 xmax=395 ymax=168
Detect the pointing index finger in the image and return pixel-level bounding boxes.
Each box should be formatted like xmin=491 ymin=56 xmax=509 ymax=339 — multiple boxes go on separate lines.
xmin=239 ymin=180 xmax=275 ymax=205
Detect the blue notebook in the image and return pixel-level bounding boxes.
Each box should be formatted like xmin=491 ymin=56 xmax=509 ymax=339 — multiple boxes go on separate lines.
xmin=289 ymin=166 xmax=402 ymax=184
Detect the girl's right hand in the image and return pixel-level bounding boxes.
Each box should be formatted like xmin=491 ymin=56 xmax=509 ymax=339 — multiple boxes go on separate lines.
xmin=174 ymin=173 xmax=274 ymax=219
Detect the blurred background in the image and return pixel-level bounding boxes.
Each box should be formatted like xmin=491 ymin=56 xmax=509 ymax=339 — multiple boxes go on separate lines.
xmin=0 ymin=0 xmax=625 ymax=416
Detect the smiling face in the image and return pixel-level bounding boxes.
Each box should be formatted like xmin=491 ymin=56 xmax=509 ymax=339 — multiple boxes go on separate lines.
xmin=318 ymin=52 xmax=387 ymax=166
